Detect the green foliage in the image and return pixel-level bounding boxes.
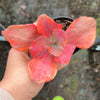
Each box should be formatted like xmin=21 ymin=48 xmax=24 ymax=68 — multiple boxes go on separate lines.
xmin=52 ymin=96 xmax=64 ymax=100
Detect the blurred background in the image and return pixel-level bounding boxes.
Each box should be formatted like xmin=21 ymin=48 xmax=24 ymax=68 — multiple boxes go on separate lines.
xmin=0 ymin=0 xmax=100 ymax=100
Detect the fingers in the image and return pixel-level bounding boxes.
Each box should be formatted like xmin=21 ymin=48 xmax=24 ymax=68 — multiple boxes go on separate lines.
xmin=3 ymin=48 xmax=30 ymax=81
xmin=7 ymin=48 xmax=30 ymax=69
xmin=8 ymin=48 xmax=30 ymax=61
xmin=29 ymin=81 xmax=44 ymax=98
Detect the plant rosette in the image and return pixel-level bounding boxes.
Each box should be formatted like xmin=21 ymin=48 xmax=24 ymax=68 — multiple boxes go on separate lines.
xmin=2 ymin=14 xmax=96 ymax=83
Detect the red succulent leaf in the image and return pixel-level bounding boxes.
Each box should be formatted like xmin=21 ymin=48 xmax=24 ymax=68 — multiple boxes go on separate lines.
xmin=48 ymin=44 xmax=63 ymax=57
xmin=55 ymin=44 xmax=76 ymax=64
xmin=66 ymin=17 xmax=96 ymax=49
xmin=52 ymin=29 xmax=67 ymax=46
xmin=37 ymin=14 xmax=62 ymax=37
xmin=2 ymin=24 xmax=39 ymax=51
xmin=29 ymin=36 xmax=49 ymax=57
xmin=28 ymin=52 xmax=57 ymax=83
xmin=48 ymin=29 xmax=67 ymax=57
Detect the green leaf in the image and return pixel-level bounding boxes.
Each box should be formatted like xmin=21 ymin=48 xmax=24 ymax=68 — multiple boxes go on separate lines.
xmin=52 ymin=96 xmax=64 ymax=100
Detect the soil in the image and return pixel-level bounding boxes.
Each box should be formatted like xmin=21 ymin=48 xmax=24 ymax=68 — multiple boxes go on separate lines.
xmin=55 ymin=19 xmax=72 ymax=31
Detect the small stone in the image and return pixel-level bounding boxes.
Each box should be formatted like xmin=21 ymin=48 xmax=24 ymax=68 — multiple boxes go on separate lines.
xmin=58 ymin=84 xmax=64 ymax=88
xmin=21 ymin=5 xmax=26 ymax=10
xmin=94 ymin=68 xmax=99 ymax=73
xmin=96 ymin=45 xmax=100 ymax=51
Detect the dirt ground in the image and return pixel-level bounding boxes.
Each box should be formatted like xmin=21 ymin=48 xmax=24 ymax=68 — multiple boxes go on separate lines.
xmin=0 ymin=0 xmax=100 ymax=100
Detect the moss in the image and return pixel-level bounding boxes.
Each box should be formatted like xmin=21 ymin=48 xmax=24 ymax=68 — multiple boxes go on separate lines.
xmin=68 ymin=75 xmax=78 ymax=91
xmin=64 ymin=74 xmax=78 ymax=94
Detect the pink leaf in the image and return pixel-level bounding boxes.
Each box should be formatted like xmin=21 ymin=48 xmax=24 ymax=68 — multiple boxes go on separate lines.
xmin=29 ymin=36 xmax=49 ymax=57
xmin=48 ymin=29 xmax=66 ymax=57
xmin=48 ymin=45 xmax=63 ymax=57
xmin=37 ymin=14 xmax=62 ymax=37
xmin=2 ymin=24 xmax=39 ymax=51
xmin=52 ymin=29 xmax=67 ymax=46
xmin=28 ymin=52 xmax=57 ymax=83
xmin=55 ymin=44 xmax=76 ymax=64
xmin=66 ymin=17 xmax=96 ymax=49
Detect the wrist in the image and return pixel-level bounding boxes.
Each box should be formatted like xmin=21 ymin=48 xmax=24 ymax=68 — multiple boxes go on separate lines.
xmin=0 ymin=80 xmax=33 ymax=100
xmin=0 ymin=88 xmax=14 ymax=100
xmin=0 ymin=80 xmax=15 ymax=99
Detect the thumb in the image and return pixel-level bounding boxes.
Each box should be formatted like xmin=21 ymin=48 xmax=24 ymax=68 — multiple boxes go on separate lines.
xmin=0 ymin=48 xmax=44 ymax=100
xmin=3 ymin=48 xmax=30 ymax=80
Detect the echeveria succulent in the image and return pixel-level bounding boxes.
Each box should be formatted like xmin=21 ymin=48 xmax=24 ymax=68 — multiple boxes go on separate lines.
xmin=2 ymin=14 xmax=96 ymax=83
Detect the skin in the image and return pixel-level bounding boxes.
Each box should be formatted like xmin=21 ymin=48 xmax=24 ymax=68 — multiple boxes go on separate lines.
xmin=0 ymin=48 xmax=44 ymax=100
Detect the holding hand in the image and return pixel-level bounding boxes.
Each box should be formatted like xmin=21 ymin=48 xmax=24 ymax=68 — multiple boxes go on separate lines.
xmin=0 ymin=48 xmax=44 ymax=100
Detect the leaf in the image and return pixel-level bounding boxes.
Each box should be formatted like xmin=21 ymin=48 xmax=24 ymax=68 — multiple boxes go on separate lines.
xmin=48 ymin=29 xmax=66 ymax=57
xmin=37 ymin=14 xmax=62 ymax=37
xmin=66 ymin=17 xmax=96 ymax=49
xmin=48 ymin=45 xmax=63 ymax=57
xmin=52 ymin=29 xmax=67 ymax=46
xmin=28 ymin=52 xmax=57 ymax=83
xmin=2 ymin=24 xmax=39 ymax=51
xmin=55 ymin=44 xmax=76 ymax=64
xmin=29 ymin=36 xmax=49 ymax=57
xmin=53 ymin=96 xmax=64 ymax=100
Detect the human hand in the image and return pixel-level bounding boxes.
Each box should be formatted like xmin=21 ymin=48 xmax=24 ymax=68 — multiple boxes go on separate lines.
xmin=0 ymin=48 xmax=44 ymax=100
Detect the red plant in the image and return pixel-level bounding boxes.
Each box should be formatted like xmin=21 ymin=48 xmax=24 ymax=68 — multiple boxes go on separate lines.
xmin=2 ymin=14 xmax=96 ymax=83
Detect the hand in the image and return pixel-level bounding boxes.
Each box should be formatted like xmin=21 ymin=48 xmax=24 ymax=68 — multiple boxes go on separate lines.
xmin=0 ymin=48 xmax=44 ymax=100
